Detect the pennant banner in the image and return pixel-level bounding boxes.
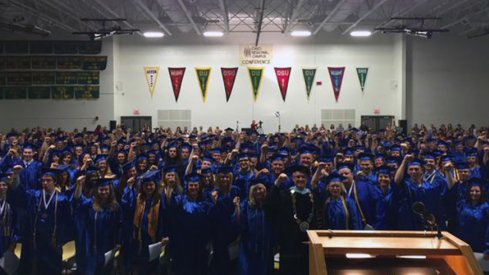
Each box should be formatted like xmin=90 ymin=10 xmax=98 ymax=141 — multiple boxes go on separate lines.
xmin=327 ymin=67 xmax=345 ymax=102
xmin=356 ymin=67 xmax=368 ymax=92
xmin=168 ymin=67 xmax=186 ymax=102
xmin=247 ymin=67 xmax=264 ymax=102
xmin=302 ymin=68 xmax=316 ymax=100
xmin=274 ymin=67 xmax=291 ymax=102
xmin=195 ymin=67 xmax=211 ymax=102
xmin=144 ymin=67 xmax=160 ymax=97
xmin=221 ymin=67 xmax=238 ymax=102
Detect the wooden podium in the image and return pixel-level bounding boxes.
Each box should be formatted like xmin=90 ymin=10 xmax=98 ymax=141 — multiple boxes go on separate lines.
xmin=307 ymin=230 xmax=483 ymax=275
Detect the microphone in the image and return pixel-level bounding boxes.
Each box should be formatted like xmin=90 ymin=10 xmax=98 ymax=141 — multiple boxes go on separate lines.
xmin=412 ymin=201 xmax=442 ymax=239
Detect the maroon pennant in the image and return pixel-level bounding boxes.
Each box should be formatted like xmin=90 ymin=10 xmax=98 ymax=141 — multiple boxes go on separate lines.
xmin=168 ymin=67 xmax=186 ymax=102
xmin=327 ymin=67 xmax=345 ymax=102
xmin=220 ymin=67 xmax=238 ymax=102
xmin=274 ymin=67 xmax=291 ymax=101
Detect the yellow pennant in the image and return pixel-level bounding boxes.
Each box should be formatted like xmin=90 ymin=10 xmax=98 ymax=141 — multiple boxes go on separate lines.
xmin=195 ymin=67 xmax=212 ymax=102
xmin=144 ymin=66 xmax=160 ymax=97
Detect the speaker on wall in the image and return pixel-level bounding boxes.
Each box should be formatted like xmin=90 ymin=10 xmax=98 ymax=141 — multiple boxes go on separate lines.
xmin=398 ymin=120 xmax=407 ymax=135
xmin=109 ymin=120 xmax=117 ymax=131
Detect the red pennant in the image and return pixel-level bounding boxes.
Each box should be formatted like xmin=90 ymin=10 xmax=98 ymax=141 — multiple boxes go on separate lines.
xmin=327 ymin=67 xmax=345 ymax=102
xmin=220 ymin=67 xmax=238 ymax=102
xmin=274 ymin=67 xmax=291 ymax=102
xmin=168 ymin=67 xmax=186 ymax=102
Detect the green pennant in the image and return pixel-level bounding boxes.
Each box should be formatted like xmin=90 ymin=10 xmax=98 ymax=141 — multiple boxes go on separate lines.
xmin=247 ymin=67 xmax=264 ymax=102
xmin=302 ymin=68 xmax=316 ymax=100
xmin=356 ymin=67 xmax=369 ymax=92
xmin=195 ymin=67 xmax=211 ymax=102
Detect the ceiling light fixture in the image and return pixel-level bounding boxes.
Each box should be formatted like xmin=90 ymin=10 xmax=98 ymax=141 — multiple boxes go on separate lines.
xmin=143 ymin=31 xmax=164 ymax=38
xmin=350 ymin=30 xmax=372 ymax=37
xmin=290 ymin=30 xmax=312 ymax=37
xmin=203 ymin=31 xmax=224 ymax=37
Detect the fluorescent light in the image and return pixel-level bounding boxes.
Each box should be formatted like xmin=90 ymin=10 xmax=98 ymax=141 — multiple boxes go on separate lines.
xmin=203 ymin=31 xmax=224 ymax=37
xmin=291 ymin=30 xmax=312 ymax=37
xmin=346 ymin=253 xmax=375 ymax=259
xmin=350 ymin=30 xmax=372 ymax=37
xmin=143 ymin=32 xmax=164 ymax=38
xmin=396 ymin=255 xmax=427 ymax=259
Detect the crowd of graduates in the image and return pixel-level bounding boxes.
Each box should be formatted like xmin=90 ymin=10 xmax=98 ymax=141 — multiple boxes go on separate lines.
xmin=0 ymin=122 xmax=488 ymax=275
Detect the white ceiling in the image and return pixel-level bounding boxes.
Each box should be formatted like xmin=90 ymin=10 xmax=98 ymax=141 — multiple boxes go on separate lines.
xmin=0 ymin=0 xmax=488 ymax=39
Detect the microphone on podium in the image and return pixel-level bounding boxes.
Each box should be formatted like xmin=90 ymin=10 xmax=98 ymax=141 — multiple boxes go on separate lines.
xmin=412 ymin=201 xmax=442 ymax=239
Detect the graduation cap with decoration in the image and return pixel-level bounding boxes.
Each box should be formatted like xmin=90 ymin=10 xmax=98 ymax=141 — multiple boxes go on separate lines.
xmin=140 ymin=170 xmax=160 ymax=184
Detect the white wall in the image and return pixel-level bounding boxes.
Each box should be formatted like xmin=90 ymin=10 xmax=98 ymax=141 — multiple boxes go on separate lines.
xmin=0 ymin=38 xmax=116 ymax=132
xmin=115 ymin=33 xmax=403 ymax=132
xmin=406 ymin=34 xmax=489 ymax=128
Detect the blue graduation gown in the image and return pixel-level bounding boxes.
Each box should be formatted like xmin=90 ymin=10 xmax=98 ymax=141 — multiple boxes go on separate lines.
xmin=165 ymin=194 xmax=212 ymax=275
xmin=322 ymin=196 xmax=363 ymax=230
xmin=236 ymin=200 xmax=273 ymax=275
xmin=120 ymin=187 xmax=167 ymax=273
xmin=456 ymin=201 xmax=489 ymax=254
xmin=347 ymin=180 xmax=385 ymax=229
xmin=0 ymin=156 xmax=42 ymax=190
xmin=10 ymin=186 xmax=73 ymax=275
xmin=208 ymin=185 xmax=240 ymax=275
xmin=0 ymin=200 xmax=19 ymax=258
xmin=399 ymin=177 xmax=448 ymax=230
xmin=73 ymin=196 xmax=122 ymax=275
xmin=234 ymin=170 xmax=255 ymax=200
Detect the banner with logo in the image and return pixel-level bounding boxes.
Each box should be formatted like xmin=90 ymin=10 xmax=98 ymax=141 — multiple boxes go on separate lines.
xmin=274 ymin=67 xmax=291 ymax=102
xmin=221 ymin=67 xmax=238 ymax=102
xmin=302 ymin=68 xmax=316 ymax=100
xmin=356 ymin=67 xmax=368 ymax=92
xmin=144 ymin=66 xmax=160 ymax=97
xmin=195 ymin=67 xmax=211 ymax=102
xmin=168 ymin=67 xmax=186 ymax=102
xmin=247 ymin=67 xmax=264 ymax=102
xmin=239 ymin=44 xmax=273 ymax=65
xmin=327 ymin=67 xmax=345 ymax=102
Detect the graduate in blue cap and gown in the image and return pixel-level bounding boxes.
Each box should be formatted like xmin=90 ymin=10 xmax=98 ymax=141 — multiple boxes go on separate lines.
xmin=466 ymin=149 xmax=483 ymax=179
xmin=208 ymin=165 xmax=241 ymax=275
xmin=8 ymin=167 xmax=73 ymax=275
xmin=233 ymin=153 xmax=256 ymax=201
xmin=394 ymin=154 xmax=448 ymax=230
xmin=374 ymin=166 xmax=397 ymax=229
xmin=0 ymin=145 xmax=42 ymax=190
xmin=312 ymin=169 xmax=362 ymax=230
xmin=264 ymin=165 xmax=317 ymax=275
xmin=164 ymin=173 xmax=212 ymax=275
xmin=0 ymin=172 xmax=19 ymax=263
xmin=337 ymin=161 xmax=385 ymax=230
xmin=235 ymin=179 xmax=273 ymax=275
xmin=73 ymin=176 xmax=122 ymax=275
xmin=455 ymin=178 xmax=489 ymax=257
xmin=200 ymin=167 xmax=216 ymax=201
xmin=121 ymin=169 xmax=169 ymax=275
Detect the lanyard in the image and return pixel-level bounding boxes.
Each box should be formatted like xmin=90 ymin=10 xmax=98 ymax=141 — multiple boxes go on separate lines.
xmin=0 ymin=200 xmax=5 ymax=216
xmin=352 ymin=181 xmax=367 ymax=225
xmin=43 ymin=190 xmax=56 ymax=210
xmin=340 ymin=196 xmax=350 ymax=229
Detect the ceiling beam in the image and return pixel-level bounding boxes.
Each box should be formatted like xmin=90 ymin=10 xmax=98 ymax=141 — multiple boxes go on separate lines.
xmin=312 ymin=0 xmax=346 ymax=35
xmin=91 ymin=0 xmax=141 ymax=34
xmin=284 ymin=0 xmax=306 ymax=33
xmin=372 ymin=0 xmax=430 ymax=34
xmin=218 ymin=0 xmax=230 ymax=33
xmin=177 ymin=0 xmax=202 ymax=35
xmin=255 ymin=0 xmax=266 ymax=45
xmin=342 ymin=0 xmax=390 ymax=35
xmin=134 ymin=0 xmax=172 ymax=35
xmin=441 ymin=6 xmax=489 ymax=29
xmin=8 ymin=0 xmax=77 ymax=32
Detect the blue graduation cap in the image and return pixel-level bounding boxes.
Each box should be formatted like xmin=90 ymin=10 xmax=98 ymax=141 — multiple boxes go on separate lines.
xmin=390 ymin=145 xmax=402 ymax=153
xmin=407 ymin=159 xmax=424 ymax=167
xmin=122 ymin=161 xmax=136 ymax=174
xmin=140 ymin=170 xmax=160 ymax=184
xmin=95 ymin=155 xmax=108 ymax=164
xmin=0 ymin=173 xmax=10 ymax=183
xmin=237 ymin=153 xmax=249 ymax=161
xmin=468 ymin=177 xmax=486 ymax=189
xmin=422 ymin=153 xmax=436 ymax=160
xmin=216 ymin=165 xmax=233 ymax=174
xmin=42 ymin=168 xmax=60 ymax=179
xmin=200 ymin=168 xmax=214 ymax=175
xmin=184 ymin=173 xmax=201 ymax=183
xmin=137 ymin=155 xmax=148 ymax=162
xmin=270 ymin=154 xmax=285 ymax=162
xmin=455 ymin=161 xmax=470 ymax=170
xmin=97 ymin=178 xmax=112 ymax=187
xmin=437 ymin=140 xmax=448 ymax=147
xmin=466 ymin=149 xmax=478 ymax=157
xmin=343 ymin=148 xmax=355 ymax=157
xmin=163 ymin=165 xmax=178 ymax=174
xmin=375 ymin=165 xmax=393 ymax=176
xmin=318 ymin=155 xmax=334 ymax=163
xmin=358 ymin=153 xmax=374 ymax=162
xmin=326 ymin=172 xmax=346 ymax=184
xmin=336 ymin=162 xmax=354 ymax=171
xmin=202 ymin=155 xmax=215 ymax=163
xmin=440 ymin=155 xmax=452 ymax=164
